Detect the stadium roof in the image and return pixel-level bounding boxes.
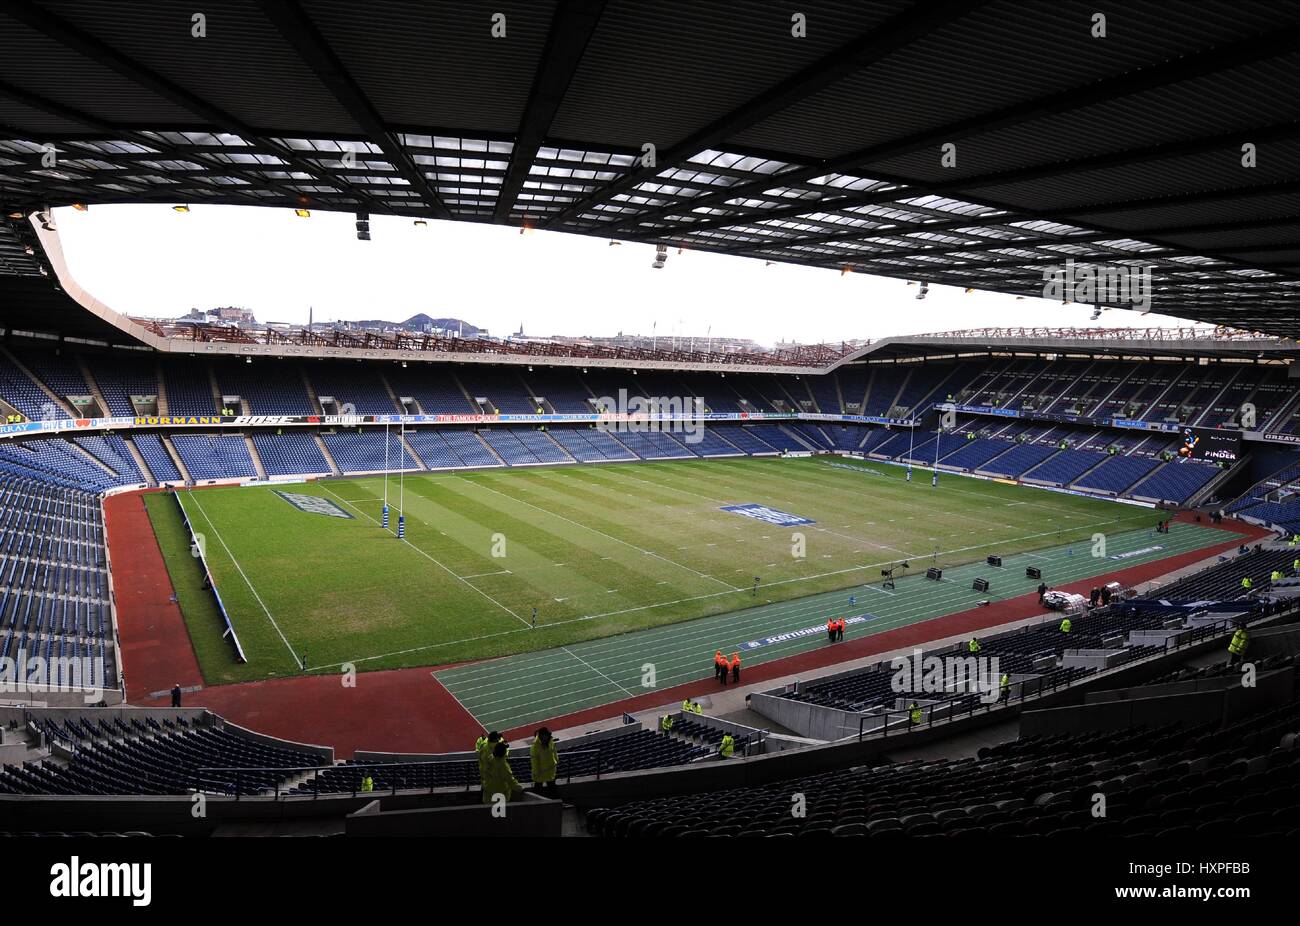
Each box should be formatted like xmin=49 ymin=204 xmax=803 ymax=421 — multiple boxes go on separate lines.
xmin=2 ymin=0 xmax=1300 ymax=337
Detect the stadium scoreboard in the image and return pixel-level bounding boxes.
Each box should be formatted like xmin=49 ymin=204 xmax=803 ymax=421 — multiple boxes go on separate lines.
xmin=1177 ymin=427 xmax=1241 ymax=463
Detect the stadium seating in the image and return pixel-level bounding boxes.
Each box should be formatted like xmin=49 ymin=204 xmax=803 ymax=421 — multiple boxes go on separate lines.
xmin=321 ymin=430 xmax=420 ymax=474
xmin=170 ymin=434 xmax=258 ymax=481
xmin=84 ymin=356 xmax=158 ymax=417
xmin=587 ymin=699 xmax=1300 ymax=837
xmin=130 ymin=434 xmax=182 ymax=483
xmin=217 ymin=361 xmax=317 ymax=415
xmin=1131 ymin=461 xmax=1220 ymax=504
xmin=308 ymin=365 xmax=397 ymax=415
xmin=439 ymin=429 xmax=503 ymax=467
xmin=511 ymin=428 xmax=572 ymax=463
xmin=251 ymin=432 xmax=331 ymax=476
xmin=979 ymin=442 xmax=1059 ymax=478
xmin=1073 ymin=454 xmax=1161 ymax=494
xmin=0 ymin=477 xmax=115 ymax=692
xmin=1023 ymin=448 xmax=1106 ymax=485
xmin=2 ymin=714 xmax=324 ymax=795
xmin=162 ymin=361 xmax=216 ymax=416
xmin=478 ymin=428 xmax=540 ymax=464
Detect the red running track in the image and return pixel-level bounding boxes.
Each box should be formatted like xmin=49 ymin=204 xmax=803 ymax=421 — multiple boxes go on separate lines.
xmin=110 ymin=490 xmax=1264 ymax=757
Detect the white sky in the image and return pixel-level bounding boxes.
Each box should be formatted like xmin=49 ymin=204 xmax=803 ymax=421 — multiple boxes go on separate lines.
xmin=53 ymin=204 xmax=1202 ymax=346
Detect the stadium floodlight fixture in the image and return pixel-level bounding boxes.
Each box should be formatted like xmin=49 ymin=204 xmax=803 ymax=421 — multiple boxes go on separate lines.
xmin=172 ymin=204 xmax=190 ymax=213
xmin=413 ymin=219 xmax=427 ymax=227
xmin=916 ymin=281 xmax=929 ymax=301
xmin=294 ymin=208 xmax=311 ymax=218
xmin=355 ymin=211 xmax=370 ymax=241
xmin=608 ymin=239 xmax=621 ymax=246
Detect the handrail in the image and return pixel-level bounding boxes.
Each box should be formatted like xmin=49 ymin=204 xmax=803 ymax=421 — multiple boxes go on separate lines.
xmin=194 ymin=747 xmax=607 ymax=798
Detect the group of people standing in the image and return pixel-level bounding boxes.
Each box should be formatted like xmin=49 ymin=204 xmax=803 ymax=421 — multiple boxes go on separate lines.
xmin=714 ymin=650 xmax=741 ymax=684
xmin=474 ymin=727 xmax=561 ymax=804
xmin=826 ymin=617 xmax=847 ymax=642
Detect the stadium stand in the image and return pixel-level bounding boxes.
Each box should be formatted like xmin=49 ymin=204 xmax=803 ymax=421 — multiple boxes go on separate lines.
xmin=321 ymin=430 xmax=419 ymax=474
xmin=130 ymin=434 xmax=182 ymax=483
xmin=217 ymin=361 xmax=317 ymax=415
xmin=170 ymin=434 xmax=257 ymax=481
xmin=251 ymin=432 xmax=332 ymax=476
xmin=3 ymin=713 xmax=324 ymax=796
xmin=586 ymin=705 xmax=1300 ymax=836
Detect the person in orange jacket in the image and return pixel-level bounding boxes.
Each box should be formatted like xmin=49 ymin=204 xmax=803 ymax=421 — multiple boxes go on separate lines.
xmin=837 ymin=617 xmax=847 ymax=641
xmin=714 ymin=650 xmax=725 ymax=682
xmin=826 ymin=617 xmax=836 ymax=642
xmin=730 ymin=652 xmax=741 ymax=684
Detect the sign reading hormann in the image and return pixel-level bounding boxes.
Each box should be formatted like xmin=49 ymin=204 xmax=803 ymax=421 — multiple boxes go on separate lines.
xmin=134 ymin=415 xmax=224 ymax=426
xmin=273 ymin=491 xmax=354 ymax=519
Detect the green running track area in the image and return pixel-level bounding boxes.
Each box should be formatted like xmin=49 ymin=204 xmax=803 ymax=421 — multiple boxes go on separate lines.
xmin=434 ymin=521 xmax=1228 ymax=732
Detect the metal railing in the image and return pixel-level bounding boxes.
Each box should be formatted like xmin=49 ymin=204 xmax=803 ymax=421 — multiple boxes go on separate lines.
xmin=851 ymin=613 xmax=1251 ymax=742
xmin=196 ymin=748 xmax=607 ymax=799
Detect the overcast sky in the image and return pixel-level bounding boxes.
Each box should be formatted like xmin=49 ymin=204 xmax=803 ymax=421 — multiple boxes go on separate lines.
xmin=53 ymin=204 xmax=1202 ymax=346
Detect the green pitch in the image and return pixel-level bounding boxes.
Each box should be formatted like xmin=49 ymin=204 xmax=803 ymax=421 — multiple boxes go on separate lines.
xmin=145 ymin=455 xmax=1185 ymax=686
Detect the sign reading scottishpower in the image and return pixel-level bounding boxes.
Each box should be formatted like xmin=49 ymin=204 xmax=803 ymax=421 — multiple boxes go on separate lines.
xmin=740 ymin=614 xmax=875 ymax=650
xmin=721 ymin=504 xmax=815 ymax=526
xmin=274 ymin=491 xmax=354 ymax=519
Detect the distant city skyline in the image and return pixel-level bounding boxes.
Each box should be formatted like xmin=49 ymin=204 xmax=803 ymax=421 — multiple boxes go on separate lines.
xmin=53 ymin=204 xmax=1206 ymax=346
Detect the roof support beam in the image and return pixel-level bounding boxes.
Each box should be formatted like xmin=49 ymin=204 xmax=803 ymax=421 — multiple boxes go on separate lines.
xmin=494 ymin=0 xmax=606 ymax=222
xmin=3 ymin=0 xmax=393 ymax=217
xmin=256 ymin=0 xmax=450 ymax=219
xmin=605 ymin=24 xmax=1300 ymax=234
xmin=542 ymin=0 xmax=985 ymax=229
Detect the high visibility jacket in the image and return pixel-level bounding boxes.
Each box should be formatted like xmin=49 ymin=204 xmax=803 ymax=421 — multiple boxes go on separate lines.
xmin=827 ymin=619 xmax=835 ymax=631
xmin=1293 ymin=559 xmax=1299 ymax=571
xmin=1228 ymin=629 xmax=1248 ymax=656
xmin=909 ymin=704 xmax=923 ymax=724
xmin=691 ymin=703 xmax=703 ymax=714
xmin=682 ymin=699 xmax=691 ymax=711
xmin=660 ymin=715 xmax=673 ymax=733
xmin=719 ymin=735 xmax=735 ymax=758
xmin=1242 ymin=577 xmax=1253 ymax=589
xmin=530 ymin=736 xmax=559 ymax=784
xmin=1060 ymin=618 xmax=1072 ymax=633
xmin=1272 ymin=571 xmax=1284 ymax=581
xmin=360 ymin=776 xmax=374 ymax=792
xmin=729 ymin=654 xmax=740 ymax=670
xmin=715 ymin=651 xmax=724 ymax=666
xmin=1000 ymin=673 xmax=1010 ymax=691
xmin=475 ymin=738 xmax=493 ymax=778
xmin=968 ymin=639 xmax=981 ymax=653
xmin=481 ymin=755 xmax=520 ymax=804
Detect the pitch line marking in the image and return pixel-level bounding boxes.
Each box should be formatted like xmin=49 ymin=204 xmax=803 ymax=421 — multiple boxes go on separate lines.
xmin=560 ymin=646 xmax=635 ymax=697
xmin=180 ymin=490 xmax=299 ymax=664
xmin=454 ymin=475 xmax=741 ymax=592
xmin=313 ymin=497 xmax=1215 ymax=673
xmin=318 ymin=483 xmax=530 ymax=628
